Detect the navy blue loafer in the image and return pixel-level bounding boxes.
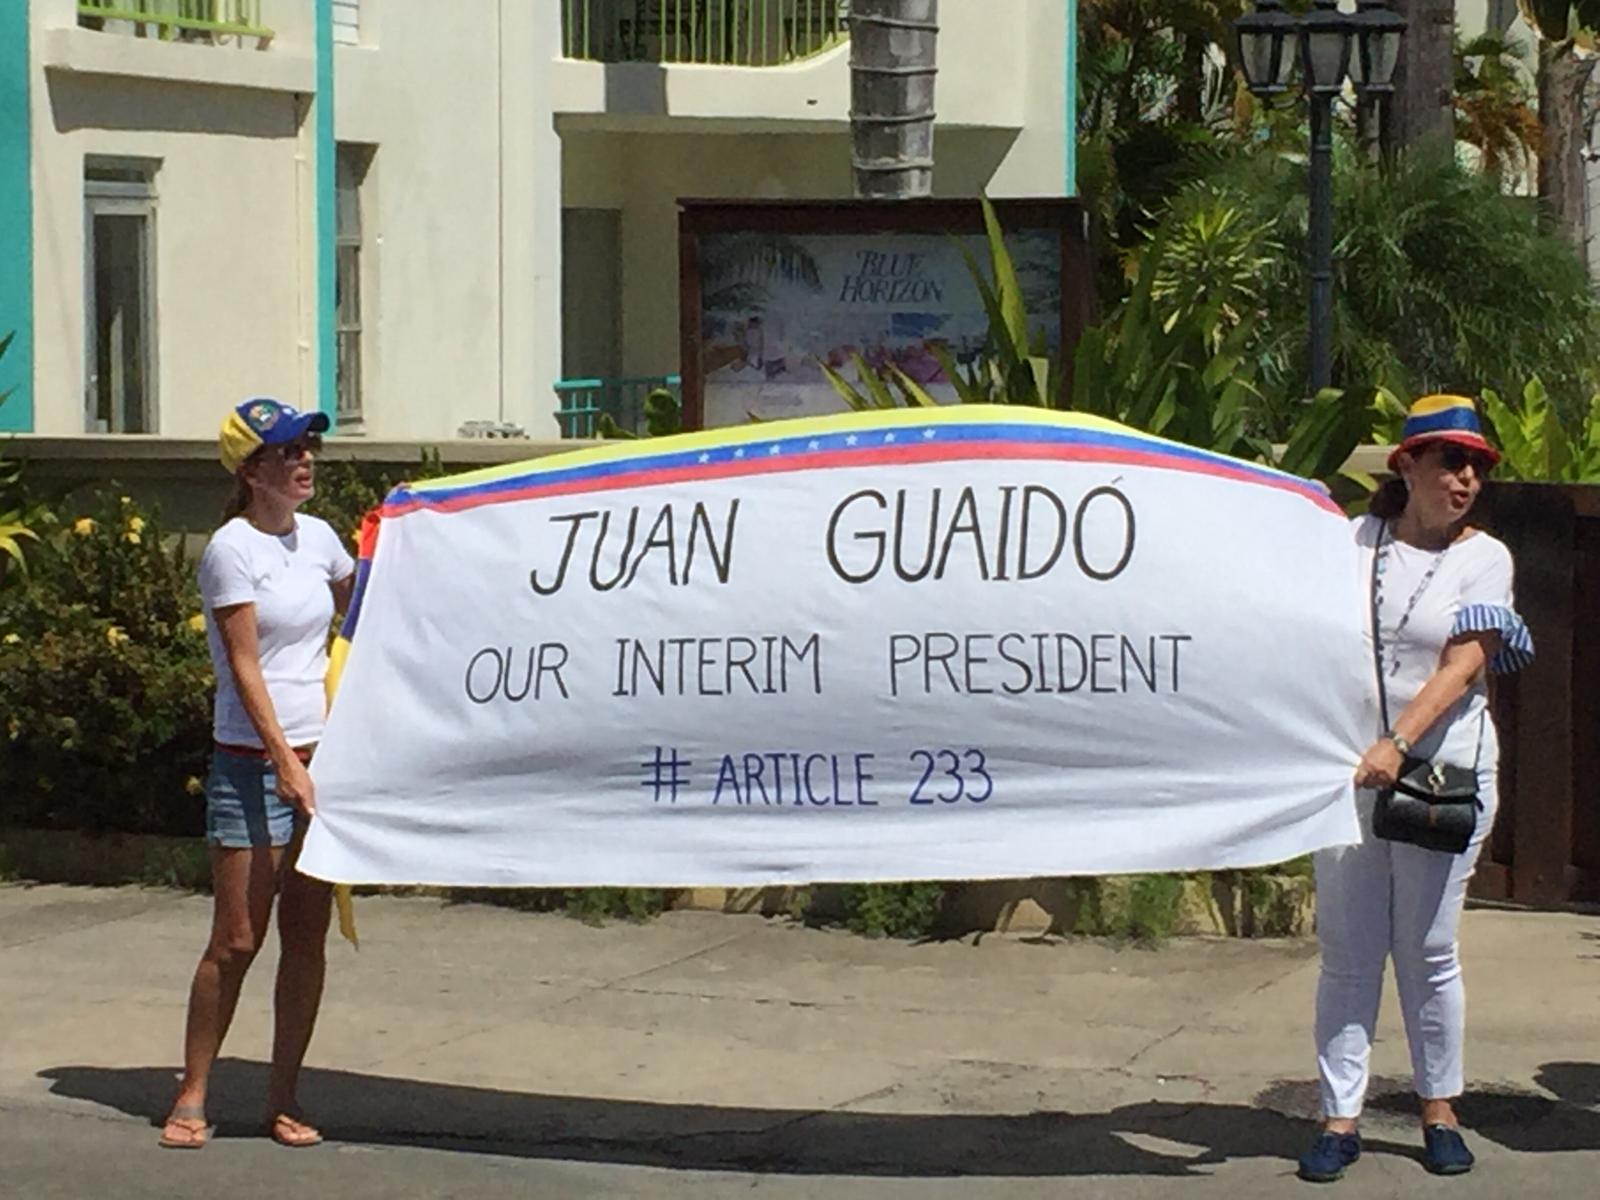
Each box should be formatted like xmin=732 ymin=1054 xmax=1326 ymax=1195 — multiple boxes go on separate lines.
xmin=1297 ymin=1130 xmax=1362 ymax=1183
xmin=1422 ymin=1124 xmax=1475 ymax=1175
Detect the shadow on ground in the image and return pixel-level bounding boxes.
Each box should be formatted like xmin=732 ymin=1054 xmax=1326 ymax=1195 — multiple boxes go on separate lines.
xmin=38 ymin=1059 xmax=1594 ymax=1176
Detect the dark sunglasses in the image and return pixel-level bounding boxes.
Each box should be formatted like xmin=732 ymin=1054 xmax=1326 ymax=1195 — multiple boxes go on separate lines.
xmin=1433 ymin=443 xmax=1493 ymax=476
xmin=275 ymin=434 xmax=324 ymax=463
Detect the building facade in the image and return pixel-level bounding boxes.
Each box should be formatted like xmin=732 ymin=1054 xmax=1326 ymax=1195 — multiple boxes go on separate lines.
xmin=0 ymin=0 xmax=1074 ymax=445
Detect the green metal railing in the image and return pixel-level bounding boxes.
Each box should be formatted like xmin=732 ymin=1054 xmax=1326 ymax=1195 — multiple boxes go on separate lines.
xmin=555 ymin=375 xmax=681 ymax=438
xmin=77 ymin=0 xmax=273 ymax=42
xmin=562 ymin=1 xmax=848 ymax=67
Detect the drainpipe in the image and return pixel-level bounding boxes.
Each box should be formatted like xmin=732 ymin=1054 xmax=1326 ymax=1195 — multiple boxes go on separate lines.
xmin=849 ymin=0 xmax=939 ymax=199
xmin=1065 ymin=0 xmax=1077 ymax=196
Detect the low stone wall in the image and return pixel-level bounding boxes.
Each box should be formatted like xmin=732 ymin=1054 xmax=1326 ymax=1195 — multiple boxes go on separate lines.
xmin=0 ymin=829 xmax=1315 ymax=937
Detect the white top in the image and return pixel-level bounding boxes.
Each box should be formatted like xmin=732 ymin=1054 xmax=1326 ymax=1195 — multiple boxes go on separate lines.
xmin=1353 ymin=514 xmax=1532 ymax=768
xmin=199 ymin=515 xmax=355 ymax=748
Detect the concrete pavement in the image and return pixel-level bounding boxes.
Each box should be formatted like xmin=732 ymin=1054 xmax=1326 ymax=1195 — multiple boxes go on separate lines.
xmin=0 ymin=882 xmax=1596 ymax=1197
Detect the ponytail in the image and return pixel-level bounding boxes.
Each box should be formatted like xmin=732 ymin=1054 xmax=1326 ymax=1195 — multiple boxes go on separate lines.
xmin=222 ymin=475 xmax=253 ymax=522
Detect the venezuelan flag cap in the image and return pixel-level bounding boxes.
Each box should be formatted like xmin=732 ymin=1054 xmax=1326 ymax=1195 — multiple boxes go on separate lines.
xmin=218 ymin=397 xmax=330 ymax=474
xmin=1387 ymin=394 xmax=1500 ymax=471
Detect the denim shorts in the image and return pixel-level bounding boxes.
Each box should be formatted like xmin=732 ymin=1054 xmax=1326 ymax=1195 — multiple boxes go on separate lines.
xmin=204 ymin=748 xmax=301 ymax=849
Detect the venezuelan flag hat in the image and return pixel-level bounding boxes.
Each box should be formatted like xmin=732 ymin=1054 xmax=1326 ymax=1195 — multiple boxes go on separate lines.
xmin=1387 ymin=394 xmax=1500 ymax=471
xmin=218 ymin=397 xmax=330 ymax=474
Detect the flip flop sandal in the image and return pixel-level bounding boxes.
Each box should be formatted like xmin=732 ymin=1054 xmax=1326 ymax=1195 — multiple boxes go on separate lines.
xmin=158 ymin=1107 xmax=213 ymax=1150
xmin=268 ymin=1113 xmax=324 ymax=1148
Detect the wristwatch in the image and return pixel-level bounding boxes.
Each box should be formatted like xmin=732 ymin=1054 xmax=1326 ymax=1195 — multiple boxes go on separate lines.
xmin=1384 ymin=729 xmax=1412 ymax=755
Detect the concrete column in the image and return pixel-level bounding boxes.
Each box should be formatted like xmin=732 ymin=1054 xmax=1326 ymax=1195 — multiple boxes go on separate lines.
xmin=499 ymin=0 xmax=564 ymax=438
xmin=0 ymin=0 xmax=34 ymax=431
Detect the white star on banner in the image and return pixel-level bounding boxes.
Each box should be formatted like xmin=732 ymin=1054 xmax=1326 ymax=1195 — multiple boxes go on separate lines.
xmin=698 ymin=453 xmax=711 ymax=464
xmin=845 ymin=434 xmax=859 ymax=446
xmin=733 ymin=448 xmax=746 ymax=459
xmin=923 ymin=429 xmax=937 ymax=439
xmin=884 ymin=433 xmax=897 ymax=443
xmin=769 ymin=444 xmax=782 ymax=456
xmin=808 ymin=440 xmax=821 ymax=451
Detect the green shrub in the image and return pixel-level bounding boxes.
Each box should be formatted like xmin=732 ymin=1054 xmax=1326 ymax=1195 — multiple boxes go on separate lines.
xmin=838 ymin=881 xmax=948 ymax=939
xmin=563 ymin=886 xmax=668 ymax=925
xmin=445 ymin=886 xmax=669 ymax=925
xmin=304 ymin=448 xmax=447 ymax=556
xmin=0 ymin=493 xmax=211 ymax=834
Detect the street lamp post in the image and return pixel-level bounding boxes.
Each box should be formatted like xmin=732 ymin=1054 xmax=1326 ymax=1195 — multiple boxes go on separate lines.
xmin=1234 ymin=0 xmax=1405 ymax=395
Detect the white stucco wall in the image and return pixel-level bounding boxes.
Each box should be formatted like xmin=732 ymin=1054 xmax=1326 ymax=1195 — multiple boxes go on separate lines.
xmin=334 ymin=0 xmax=564 ymax=439
xmin=29 ymin=0 xmax=312 ymax=438
xmin=556 ymin=0 xmax=1070 ymax=381
xmin=27 ymin=0 xmax=1072 ymax=442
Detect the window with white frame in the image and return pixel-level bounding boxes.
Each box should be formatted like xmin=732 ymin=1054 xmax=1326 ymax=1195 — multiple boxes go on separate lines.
xmin=84 ymin=159 xmax=159 ymax=434
xmin=335 ymin=144 xmax=373 ymax=425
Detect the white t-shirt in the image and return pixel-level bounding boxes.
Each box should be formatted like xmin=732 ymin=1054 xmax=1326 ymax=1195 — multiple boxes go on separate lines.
xmin=1353 ymin=514 xmax=1532 ymax=768
xmin=199 ymin=515 xmax=355 ymax=748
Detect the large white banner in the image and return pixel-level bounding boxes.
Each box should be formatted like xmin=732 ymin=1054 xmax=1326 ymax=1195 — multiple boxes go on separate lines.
xmin=299 ymin=406 xmax=1372 ymax=887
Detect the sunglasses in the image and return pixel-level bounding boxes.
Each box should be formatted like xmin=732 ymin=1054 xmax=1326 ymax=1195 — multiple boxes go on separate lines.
xmin=1432 ymin=443 xmax=1493 ymax=476
xmin=274 ymin=434 xmax=323 ymax=463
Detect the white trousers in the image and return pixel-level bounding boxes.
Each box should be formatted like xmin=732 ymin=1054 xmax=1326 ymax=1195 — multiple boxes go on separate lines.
xmin=1312 ymin=768 xmax=1496 ymax=1118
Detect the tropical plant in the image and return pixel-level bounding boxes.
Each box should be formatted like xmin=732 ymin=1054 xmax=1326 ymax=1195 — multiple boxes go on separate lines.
xmin=0 ymin=492 xmax=213 ymax=835
xmin=1076 ymin=0 xmax=1249 ymax=304
xmin=1481 ymin=377 xmax=1600 ymax=481
xmin=0 ymin=333 xmax=41 ymax=588
xmin=1164 ymin=147 xmax=1600 ymax=423
xmin=820 ymin=195 xmax=1374 ymax=492
xmin=596 ymin=387 xmax=684 ymax=439
xmin=1455 ymin=32 xmax=1544 ymax=185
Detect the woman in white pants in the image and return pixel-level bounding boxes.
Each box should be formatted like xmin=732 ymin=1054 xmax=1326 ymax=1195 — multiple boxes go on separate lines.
xmin=1299 ymin=395 xmax=1534 ymax=1183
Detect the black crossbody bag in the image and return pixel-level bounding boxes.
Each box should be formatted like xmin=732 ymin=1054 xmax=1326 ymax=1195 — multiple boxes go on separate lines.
xmin=1368 ymin=536 xmax=1482 ymax=855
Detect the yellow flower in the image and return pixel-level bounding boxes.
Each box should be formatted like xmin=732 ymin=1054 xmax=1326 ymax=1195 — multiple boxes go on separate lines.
xmin=123 ymin=531 xmax=142 ymax=545
xmin=6 ymin=718 xmax=18 ymax=741
xmin=119 ymin=495 xmax=131 ymax=505
xmin=72 ymin=518 xmax=96 ymax=536
xmin=2 ymin=632 xmax=18 ymax=645
xmin=185 ymin=776 xmax=205 ymax=796
xmin=105 ymin=625 xmax=129 ymax=646
xmin=187 ymin=614 xmax=206 ymax=634
xmin=126 ymin=516 xmax=146 ymax=534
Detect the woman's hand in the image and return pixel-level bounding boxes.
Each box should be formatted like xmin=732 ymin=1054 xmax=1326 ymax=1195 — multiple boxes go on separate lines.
xmin=1355 ymin=739 xmax=1403 ymax=790
xmin=274 ymin=754 xmax=317 ymax=819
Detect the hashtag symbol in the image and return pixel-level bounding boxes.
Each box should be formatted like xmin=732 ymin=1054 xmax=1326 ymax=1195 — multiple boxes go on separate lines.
xmin=641 ymin=746 xmax=692 ymax=804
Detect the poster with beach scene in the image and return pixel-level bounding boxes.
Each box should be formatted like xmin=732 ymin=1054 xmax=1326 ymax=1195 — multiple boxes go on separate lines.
xmin=698 ymin=228 xmax=1063 ymax=428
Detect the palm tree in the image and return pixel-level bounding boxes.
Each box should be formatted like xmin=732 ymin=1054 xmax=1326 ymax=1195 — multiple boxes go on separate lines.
xmin=1454 ymin=31 xmax=1543 ymax=185
xmin=700 ymin=234 xmax=823 ymax=314
xmin=849 ymin=0 xmax=939 ymax=197
xmin=1518 ymin=0 xmax=1600 ymax=247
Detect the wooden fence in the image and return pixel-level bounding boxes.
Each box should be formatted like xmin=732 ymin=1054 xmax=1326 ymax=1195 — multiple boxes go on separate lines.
xmin=1473 ymin=482 xmax=1600 ymax=906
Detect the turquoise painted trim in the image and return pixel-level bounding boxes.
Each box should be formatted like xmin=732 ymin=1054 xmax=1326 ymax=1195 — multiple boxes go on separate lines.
xmin=1064 ymin=0 xmax=1077 ymax=197
xmin=0 ymin=3 xmax=33 ymax=432
xmin=315 ymin=0 xmax=335 ymax=420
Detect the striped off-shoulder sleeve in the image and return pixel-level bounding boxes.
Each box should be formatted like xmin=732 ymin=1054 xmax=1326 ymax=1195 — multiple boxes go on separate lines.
xmin=1450 ymin=537 xmax=1533 ymax=674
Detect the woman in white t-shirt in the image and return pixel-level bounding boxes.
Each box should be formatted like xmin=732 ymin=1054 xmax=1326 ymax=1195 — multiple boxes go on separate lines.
xmin=1298 ymin=396 xmax=1534 ymax=1183
xmin=159 ymin=398 xmax=355 ymax=1151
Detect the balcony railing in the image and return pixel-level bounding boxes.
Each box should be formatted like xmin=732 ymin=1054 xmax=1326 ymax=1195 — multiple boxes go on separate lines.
xmin=562 ymin=1 xmax=848 ymax=67
xmin=555 ymin=375 xmax=682 ymax=438
xmin=77 ymin=1 xmax=273 ymax=45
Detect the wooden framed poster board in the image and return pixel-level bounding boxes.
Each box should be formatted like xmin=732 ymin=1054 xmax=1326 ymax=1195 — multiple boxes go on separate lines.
xmin=678 ymin=198 xmax=1092 ymax=431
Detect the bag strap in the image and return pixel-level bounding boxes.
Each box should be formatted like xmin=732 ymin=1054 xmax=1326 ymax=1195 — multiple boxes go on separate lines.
xmin=1369 ymin=522 xmax=1390 ymax=733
